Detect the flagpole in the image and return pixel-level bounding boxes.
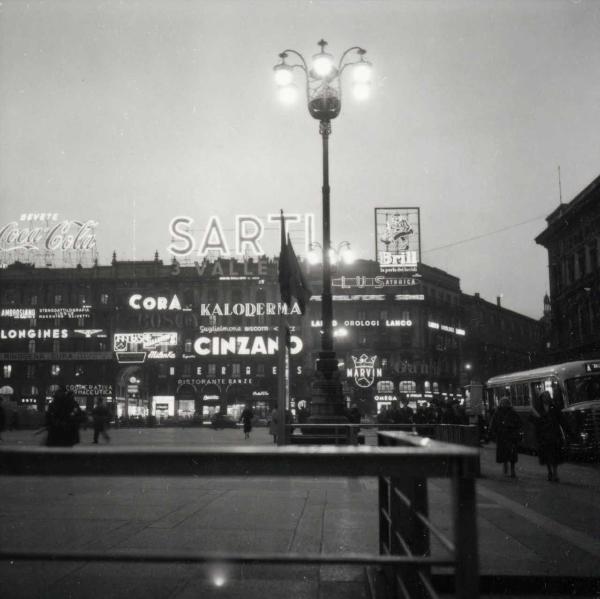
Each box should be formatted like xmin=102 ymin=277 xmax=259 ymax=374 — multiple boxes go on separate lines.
xmin=277 ymin=316 xmax=288 ymax=446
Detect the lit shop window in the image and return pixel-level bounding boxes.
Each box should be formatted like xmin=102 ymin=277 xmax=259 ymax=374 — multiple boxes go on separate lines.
xmin=377 ymin=380 xmax=394 ymax=394
xmin=3 ymin=364 xmax=12 ymax=378
xmin=100 ymin=293 xmax=109 ymax=305
xmin=51 ymin=364 xmax=61 ymax=377
xmin=245 ymin=366 xmax=251 ymax=376
xmin=432 ymin=382 xmax=439 ymax=393
xmin=399 ymin=380 xmax=416 ymax=394
xmin=424 ymin=381 xmax=431 ymax=393
xmin=54 ymin=294 xmax=62 ymax=305
xmin=185 ymin=339 xmax=193 ymax=353
xmin=169 ymin=367 xmax=175 ymax=376
xmin=28 ymin=340 xmax=36 ymax=353
xmin=232 ymin=363 xmax=241 ymax=376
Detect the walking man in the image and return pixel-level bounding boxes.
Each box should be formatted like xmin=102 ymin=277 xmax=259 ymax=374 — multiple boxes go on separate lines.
xmin=92 ymin=396 xmax=111 ymax=444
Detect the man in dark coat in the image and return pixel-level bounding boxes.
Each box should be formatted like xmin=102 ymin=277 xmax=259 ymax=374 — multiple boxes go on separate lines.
xmin=532 ymin=391 xmax=565 ymax=482
xmin=46 ymin=387 xmax=84 ymax=447
xmin=92 ymin=396 xmax=111 ymax=444
xmin=489 ymin=396 xmax=522 ymax=478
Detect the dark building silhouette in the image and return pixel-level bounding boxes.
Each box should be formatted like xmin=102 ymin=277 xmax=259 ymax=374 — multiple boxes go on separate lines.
xmin=535 ymin=173 xmax=600 ymax=360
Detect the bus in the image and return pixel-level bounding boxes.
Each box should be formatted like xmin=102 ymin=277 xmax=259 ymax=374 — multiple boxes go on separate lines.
xmin=486 ymin=360 xmax=600 ymax=458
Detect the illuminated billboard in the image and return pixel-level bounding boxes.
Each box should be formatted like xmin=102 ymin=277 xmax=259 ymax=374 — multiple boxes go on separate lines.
xmin=113 ymin=332 xmax=178 ymax=363
xmin=375 ymin=208 xmax=420 ymax=272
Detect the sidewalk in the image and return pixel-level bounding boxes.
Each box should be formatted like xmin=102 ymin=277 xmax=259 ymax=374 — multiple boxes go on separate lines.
xmin=0 ymin=429 xmax=598 ymax=598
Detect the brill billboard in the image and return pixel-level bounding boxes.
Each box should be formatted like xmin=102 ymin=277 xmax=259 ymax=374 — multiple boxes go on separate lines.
xmin=375 ymin=208 xmax=421 ymax=273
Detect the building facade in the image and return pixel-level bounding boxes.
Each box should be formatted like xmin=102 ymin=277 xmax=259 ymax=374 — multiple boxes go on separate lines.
xmin=0 ymin=254 xmax=543 ymax=420
xmin=535 ymin=173 xmax=600 ymax=361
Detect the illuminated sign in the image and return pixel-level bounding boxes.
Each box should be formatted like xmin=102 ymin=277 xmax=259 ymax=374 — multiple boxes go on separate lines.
xmin=114 ymin=332 xmax=178 ymax=351
xmin=129 ymin=294 xmax=183 ymax=310
xmin=428 ymin=322 xmax=466 ymax=336
xmin=0 ymin=352 xmax=113 ymax=361
xmin=347 ymin=354 xmax=382 ymax=388
xmin=38 ymin=306 xmax=92 ymax=319
xmin=394 ymin=294 xmax=425 ymax=301
xmin=198 ymin=302 xmax=301 ymax=317
xmin=148 ymin=350 xmax=176 ymax=359
xmin=332 ymin=275 xmax=420 ymax=289
xmin=1 ymin=308 xmax=36 ymax=319
xmin=1 ymin=306 xmax=92 ymax=320
xmin=375 ymin=208 xmax=420 ymax=272
xmin=66 ymin=384 xmax=114 ymax=396
xmin=177 ymin=377 xmax=254 ymax=387
xmin=312 ymin=295 xmax=386 ymax=302
xmin=375 ymin=394 xmax=398 ymax=402
xmin=168 ymin=213 xmax=315 ymax=258
xmin=193 ymin=335 xmax=303 ymax=356
xmin=0 ymin=214 xmax=98 ymax=266
xmin=310 ymin=319 xmax=412 ymax=328
xmin=73 ymin=329 xmax=106 ymax=338
xmin=0 ymin=328 xmax=68 ymax=340
xmin=191 ymin=258 xmax=269 ymax=278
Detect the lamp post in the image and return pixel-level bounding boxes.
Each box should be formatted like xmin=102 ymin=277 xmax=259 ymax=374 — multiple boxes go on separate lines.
xmin=274 ymin=40 xmax=372 ymax=423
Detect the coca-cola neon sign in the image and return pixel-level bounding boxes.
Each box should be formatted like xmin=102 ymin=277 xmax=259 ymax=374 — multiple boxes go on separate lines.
xmin=0 ymin=214 xmax=98 ymax=253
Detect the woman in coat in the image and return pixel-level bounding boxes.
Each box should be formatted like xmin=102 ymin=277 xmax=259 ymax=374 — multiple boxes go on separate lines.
xmin=489 ymin=396 xmax=522 ymax=478
xmin=239 ymin=403 xmax=254 ymax=440
xmin=532 ymin=391 xmax=565 ymax=482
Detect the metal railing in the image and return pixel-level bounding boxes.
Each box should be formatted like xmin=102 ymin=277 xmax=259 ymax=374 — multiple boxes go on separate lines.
xmin=0 ymin=433 xmax=480 ymax=598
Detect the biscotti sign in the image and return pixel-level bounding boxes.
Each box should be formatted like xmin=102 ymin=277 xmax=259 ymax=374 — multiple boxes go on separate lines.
xmin=0 ymin=214 xmax=98 ymax=253
xmin=167 ymin=213 xmax=314 ymax=258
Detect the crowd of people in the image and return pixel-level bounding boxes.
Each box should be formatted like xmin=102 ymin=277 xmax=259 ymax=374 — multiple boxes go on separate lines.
xmin=375 ymin=397 xmax=469 ymax=426
xmin=43 ymin=386 xmax=111 ymax=447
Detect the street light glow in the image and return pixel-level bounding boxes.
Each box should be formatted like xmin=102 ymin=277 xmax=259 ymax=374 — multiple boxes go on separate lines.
xmin=277 ymin=84 xmax=298 ymax=104
xmin=312 ymin=53 xmax=334 ymax=77
xmin=352 ymin=62 xmax=372 ymax=84
xmin=274 ymin=65 xmax=294 ymax=86
xmin=352 ymin=82 xmax=371 ymax=101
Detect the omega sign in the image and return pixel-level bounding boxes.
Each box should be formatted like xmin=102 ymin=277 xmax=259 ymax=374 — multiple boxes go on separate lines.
xmin=194 ymin=336 xmax=303 ymax=356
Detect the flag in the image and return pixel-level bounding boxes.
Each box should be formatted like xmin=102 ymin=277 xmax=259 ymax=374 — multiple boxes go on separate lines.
xmin=278 ymin=210 xmax=312 ymax=315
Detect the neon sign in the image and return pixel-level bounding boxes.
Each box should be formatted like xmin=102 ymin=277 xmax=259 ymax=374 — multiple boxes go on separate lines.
xmin=129 ymin=294 xmax=183 ymax=310
xmin=0 ymin=328 xmax=68 ymax=340
xmin=347 ymin=354 xmax=381 ymax=388
xmin=0 ymin=306 xmax=92 ymax=319
xmin=168 ymin=213 xmax=314 ymax=257
xmin=113 ymin=332 xmax=178 ymax=351
xmin=193 ymin=335 xmax=303 ymax=356
xmin=332 ymin=275 xmax=420 ymax=289
xmin=375 ymin=208 xmax=420 ymax=272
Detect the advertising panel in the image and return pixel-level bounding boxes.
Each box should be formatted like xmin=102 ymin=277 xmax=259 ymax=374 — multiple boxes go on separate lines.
xmin=375 ymin=208 xmax=420 ymax=272
xmin=113 ymin=332 xmax=178 ymax=363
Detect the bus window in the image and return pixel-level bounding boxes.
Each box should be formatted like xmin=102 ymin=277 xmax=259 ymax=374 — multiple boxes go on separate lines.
xmin=565 ymin=376 xmax=600 ymax=405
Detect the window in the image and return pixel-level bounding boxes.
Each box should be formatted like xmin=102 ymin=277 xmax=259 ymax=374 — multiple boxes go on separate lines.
xmin=53 ymin=340 xmax=60 ymax=354
xmin=184 ymin=339 xmax=193 ymax=353
xmin=100 ymin=293 xmax=109 ymax=305
xmin=77 ymin=317 xmax=86 ymax=327
xmin=30 ymin=294 xmax=38 ymax=306
xmin=26 ymin=364 xmax=36 ymax=379
xmin=399 ymin=380 xmax=416 ymax=394
xmin=79 ymin=293 xmax=87 ymax=306
xmin=183 ymin=363 xmax=192 ymax=375
xmin=401 ymin=310 xmax=410 ymax=321
xmin=232 ymin=363 xmax=241 ymax=376
xmin=3 ymin=364 xmax=12 ymax=378
xmin=54 ymin=294 xmax=62 ymax=305
xmin=377 ymin=380 xmax=394 ymax=393
xmin=577 ymin=249 xmax=586 ymax=278
xmin=158 ymin=364 xmax=168 ymax=378
xmin=51 ymin=364 xmax=61 ymax=377
xmin=257 ymin=363 xmax=265 ymax=377
xmin=29 ymin=318 xmax=36 ymax=327
xmin=588 ymin=240 xmax=598 ymax=272
xmin=208 ymin=364 xmax=216 ymax=376
xmin=28 ymin=340 xmax=36 ymax=353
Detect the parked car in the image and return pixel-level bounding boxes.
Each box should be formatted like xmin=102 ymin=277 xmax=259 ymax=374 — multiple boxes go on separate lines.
xmin=210 ymin=413 xmax=239 ymax=429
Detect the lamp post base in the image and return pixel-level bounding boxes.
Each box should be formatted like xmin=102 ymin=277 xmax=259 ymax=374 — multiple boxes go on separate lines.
xmin=308 ymin=351 xmax=348 ymax=424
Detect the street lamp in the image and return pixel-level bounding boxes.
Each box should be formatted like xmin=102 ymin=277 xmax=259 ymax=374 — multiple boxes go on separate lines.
xmin=274 ymin=40 xmax=372 ymax=424
xmin=307 ymin=241 xmax=355 ymax=266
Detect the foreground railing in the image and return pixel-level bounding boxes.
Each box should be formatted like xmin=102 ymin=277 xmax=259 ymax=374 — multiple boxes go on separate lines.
xmin=0 ymin=433 xmax=479 ymax=598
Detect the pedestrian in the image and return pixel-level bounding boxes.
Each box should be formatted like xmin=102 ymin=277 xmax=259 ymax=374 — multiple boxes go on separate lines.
xmin=532 ymin=391 xmax=566 ymax=482
xmin=46 ymin=387 xmax=85 ymax=447
xmin=0 ymin=397 xmax=5 ymax=442
xmin=92 ymin=396 xmax=111 ymax=444
xmin=395 ymin=397 xmax=414 ymax=424
xmin=239 ymin=403 xmax=254 ymax=440
xmin=269 ymin=407 xmax=279 ymax=444
xmin=489 ymin=396 xmax=522 ymax=478
xmin=347 ymin=404 xmax=361 ymax=444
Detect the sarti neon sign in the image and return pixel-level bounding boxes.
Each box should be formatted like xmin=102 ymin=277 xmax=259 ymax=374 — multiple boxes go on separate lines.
xmin=168 ymin=213 xmax=314 ymax=257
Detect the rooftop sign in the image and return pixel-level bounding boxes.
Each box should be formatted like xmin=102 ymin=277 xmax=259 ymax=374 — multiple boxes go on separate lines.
xmin=375 ymin=208 xmax=420 ymax=273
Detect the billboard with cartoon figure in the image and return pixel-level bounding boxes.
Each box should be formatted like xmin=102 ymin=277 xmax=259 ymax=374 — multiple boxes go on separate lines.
xmin=375 ymin=208 xmax=420 ymax=272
